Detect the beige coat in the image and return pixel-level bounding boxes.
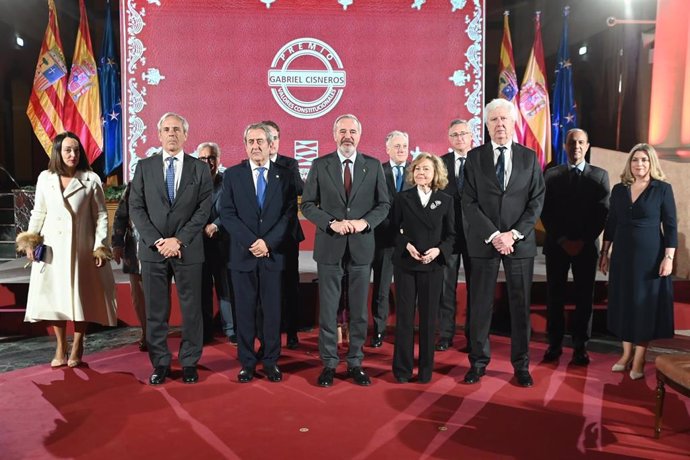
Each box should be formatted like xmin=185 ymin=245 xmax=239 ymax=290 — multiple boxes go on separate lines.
xmin=24 ymin=170 xmax=117 ymax=326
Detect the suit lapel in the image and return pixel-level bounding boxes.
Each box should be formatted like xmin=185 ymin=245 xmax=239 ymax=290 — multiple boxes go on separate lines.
xmin=62 ymin=171 xmax=87 ymax=199
xmin=325 ymin=154 xmax=347 ymax=204
xmin=349 ymin=153 xmax=368 ymax=201
xmin=242 ymin=162 xmax=261 ymax=214
xmin=480 ymin=144 xmax=500 ymax=190
xmin=173 ymin=154 xmax=195 ymax=207
xmin=263 ymin=164 xmax=281 ymax=211
xmin=404 ymin=189 xmax=435 ymax=230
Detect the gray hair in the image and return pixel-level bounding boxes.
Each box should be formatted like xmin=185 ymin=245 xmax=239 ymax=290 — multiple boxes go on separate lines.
xmin=157 ymin=112 xmax=189 ymax=134
xmin=196 ymin=142 xmax=220 ymax=157
xmin=448 ymin=119 xmax=469 ymax=130
xmin=483 ymin=98 xmax=517 ymax=125
xmin=385 ymin=130 xmax=408 ymax=147
xmin=333 ymin=114 xmax=362 ymax=134
xmin=243 ymin=123 xmax=273 ymax=144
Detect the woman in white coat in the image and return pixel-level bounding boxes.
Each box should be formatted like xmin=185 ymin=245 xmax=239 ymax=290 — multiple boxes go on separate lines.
xmin=17 ymin=132 xmax=117 ymax=368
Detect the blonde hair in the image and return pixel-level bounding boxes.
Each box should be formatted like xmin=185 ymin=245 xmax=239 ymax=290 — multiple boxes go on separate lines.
xmin=620 ymin=143 xmax=667 ymax=185
xmin=405 ymin=152 xmax=449 ymax=191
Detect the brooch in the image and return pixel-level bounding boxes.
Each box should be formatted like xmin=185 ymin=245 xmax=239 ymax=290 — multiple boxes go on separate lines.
xmin=429 ymin=200 xmax=442 ymax=210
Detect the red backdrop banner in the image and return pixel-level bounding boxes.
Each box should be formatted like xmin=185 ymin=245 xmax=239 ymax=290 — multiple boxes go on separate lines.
xmin=121 ymin=0 xmax=485 ymax=179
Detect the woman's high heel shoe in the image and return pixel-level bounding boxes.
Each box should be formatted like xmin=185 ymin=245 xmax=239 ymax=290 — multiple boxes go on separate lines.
xmin=68 ymin=338 xmax=84 ymax=368
xmin=51 ymin=355 xmax=67 ymax=368
xmin=629 ymin=369 xmax=645 ymax=380
xmin=611 ymin=359 xmax=632 ymax=372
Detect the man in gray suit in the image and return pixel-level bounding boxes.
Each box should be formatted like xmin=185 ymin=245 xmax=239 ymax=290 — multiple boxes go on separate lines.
xmin=462 ymin=99 xmax=545 ymax=387
xmin=302 ymin=114 xmax=390 ymax=387
xmin=129 ymin=112 xmax=213 ymax=385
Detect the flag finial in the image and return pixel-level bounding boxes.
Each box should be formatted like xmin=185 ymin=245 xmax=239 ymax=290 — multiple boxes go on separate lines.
xmin=564 ymin=6 xmax=570 ymax=17
xmin=503 ymin=10 xmax=510 ymax=17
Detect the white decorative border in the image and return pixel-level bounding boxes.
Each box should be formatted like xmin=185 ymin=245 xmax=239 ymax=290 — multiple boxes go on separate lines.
xmin=122 ymin=1 xmax=485 ymax=179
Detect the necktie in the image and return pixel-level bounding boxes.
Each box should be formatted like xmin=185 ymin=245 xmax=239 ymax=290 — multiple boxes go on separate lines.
xmin=343 ymin=159 xmax=352 ymax=198
xmin=395 ymin=165 xmax=404 ymax=192
xmin=496 ymin=146 xmax=506 ymax=191
xmin=570 ymin=167 xmax=581 ymax=188
xmin=256 ymin=167 xmax=267 ymax=209
xmin=165 ymin=157 xmax=176 ymax=204
xmin=456 ymin=157 xmax=465 ymax=191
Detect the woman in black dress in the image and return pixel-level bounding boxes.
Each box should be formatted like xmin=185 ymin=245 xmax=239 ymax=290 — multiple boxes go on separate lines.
xmin=599 ymin=144 xmax=676 ymax=380
xmin=392 ymin=153 xmax=455 ymax=383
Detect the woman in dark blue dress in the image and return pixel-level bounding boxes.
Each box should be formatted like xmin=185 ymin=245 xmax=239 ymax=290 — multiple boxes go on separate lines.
xmin=599 ymin=144 xmax=677 ymax=380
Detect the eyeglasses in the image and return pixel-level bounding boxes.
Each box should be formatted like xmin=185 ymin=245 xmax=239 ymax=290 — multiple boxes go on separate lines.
xmin=198 ymin=156 xmax=217 ymax=162
xmin=449 ymin=132 xmax=470 ymax=138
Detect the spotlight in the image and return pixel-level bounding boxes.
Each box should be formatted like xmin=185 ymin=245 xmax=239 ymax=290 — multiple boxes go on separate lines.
xmin=578 ymin=46 xmax=587 ymax=56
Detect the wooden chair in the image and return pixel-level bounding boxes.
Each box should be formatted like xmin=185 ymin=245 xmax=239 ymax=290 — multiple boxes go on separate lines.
xmin=654 ymin=353 xmax=690 ymax=438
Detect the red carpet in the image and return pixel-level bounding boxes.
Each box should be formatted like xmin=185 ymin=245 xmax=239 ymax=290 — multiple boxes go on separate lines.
xmin=1 ymin=332 xmax=689 ymax=459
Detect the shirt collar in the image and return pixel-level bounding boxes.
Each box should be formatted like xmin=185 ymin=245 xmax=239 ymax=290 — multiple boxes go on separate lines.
xmin=337 ymin=151 xmax=357 ymax=164
xmin=570 ymin=161 xmax=586 ymax=172
xmin=491 ymin=140 xmax=512 ymax=152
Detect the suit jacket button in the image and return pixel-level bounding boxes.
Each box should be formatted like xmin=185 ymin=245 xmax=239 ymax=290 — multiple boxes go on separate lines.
xmin=259 ymin=219 xmax=263 ymax=223
xmin=347 ymin=207 xmax=351 ymax=212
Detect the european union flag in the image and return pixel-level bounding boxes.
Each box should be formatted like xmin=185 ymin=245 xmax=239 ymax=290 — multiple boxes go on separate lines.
xmin=99 ymin=1 xmax=122 ymax=175
xmin=551 ymin=6 xmax=577 ymax=165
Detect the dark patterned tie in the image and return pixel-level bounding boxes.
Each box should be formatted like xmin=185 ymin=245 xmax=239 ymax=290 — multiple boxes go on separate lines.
xmin=395 ymin=165 xmax=404 ymax=192
xmin=343 ymin=159 xmax=352 ymax=198
xmin=496 ymin=146 xmax=506 ymax=191
xmin=456 ymin=156 xmax=465 ymax=191
xmin=256 ymin=167 xmax=267 ymax=209
xmin=165 ymin=157 xmax=176 ymax=204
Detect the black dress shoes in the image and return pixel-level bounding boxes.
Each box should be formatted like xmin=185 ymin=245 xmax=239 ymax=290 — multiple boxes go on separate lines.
xmin=318 ymin=367 xmax=336 ymax=387
xmin=370 ymin=333 xmax=384 ymax=348
xmin=182 ymin=366 xmax=199 ymax=384
xmin=347 ymin=366 xmax=371 ymax=386
xmin=571 ymin=349 xmax=591 ymax=366
xmin=228 ymin=334 xmax=238 ymax=346
xmin=394 ymin=375 xmax=410 ymax=383
xmin=515 ymin=370 xmax=534 ymax=387
xmin=286 ymin=334 xmax=299 ymax=350
xmin=435 ymin=338 xmax=452 ymax=352
xmin=263 ymin=364 xmax=283 ymax=382
xmin=463 ymin=366 xmax=486 ymax=384
xmin=543 ymin=346 xmax=563 ymax=362
xmin=238 ymin=367 xmax=255 ymax=383
xmin=149 ymin=366 xmax=171 ymax=385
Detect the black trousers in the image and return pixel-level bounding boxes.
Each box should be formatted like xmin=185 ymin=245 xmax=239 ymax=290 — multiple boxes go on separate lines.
xmin=393 ymin=267 xmax=443 ymax=382
xmin=438 ymin=248 xmax=472 ymax=343
xmin=468 ymin=256 xmax=534 ymax=372
xmin=142 ymin=260 xmax=203 ymax=368
xmin=545 ymin=243 xmax=597 ymax=350
xmin=281 ymin=240 xmax=301 ymax=337
xmin=370 ymin=246 xmax=395 ymax=336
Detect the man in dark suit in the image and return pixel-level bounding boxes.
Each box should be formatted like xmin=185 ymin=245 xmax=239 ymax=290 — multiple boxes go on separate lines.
xmin=129 ymin=112 xmax=213 ymax=385
xmin=197 ymin=142 xmax=235 ymax=345
xmin=462 ymin=99 xmax=545 ymax=387
xmin=263 ymin=120 xmax=305 ymax=350
xmin=437 ymin=119 xmax=473 ymax=353
xmin=220 ymin=123 xmax=297 ymax=383
xmin=541 ymin=128 xmax=610 ymax=365
xmin=301 ymin=114 xmax=390 ymax=387
xmin=370 ymin=130 xmax=412 ymax=348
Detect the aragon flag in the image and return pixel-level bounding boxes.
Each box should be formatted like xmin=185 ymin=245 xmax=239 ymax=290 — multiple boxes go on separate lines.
xmin=64 ymin=0 xmax=103 ymax=164
xmin=498 ymin=10 xmax=524 ymax=143
xmin=26 ymin=0 xmax=67 ymax=157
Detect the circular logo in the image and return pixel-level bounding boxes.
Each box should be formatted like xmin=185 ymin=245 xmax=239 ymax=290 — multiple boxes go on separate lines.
xmin=268 ymin=38 xmax=346 ymax=120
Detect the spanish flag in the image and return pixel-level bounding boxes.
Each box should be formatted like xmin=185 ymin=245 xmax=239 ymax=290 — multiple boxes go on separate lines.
xmin=64 ymin=0 xmax=103 ymax=164
xmin=519 ymin=11 xmax=551 ymax=169
xmin=26 ymin=0 xmax=67 ymax=157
